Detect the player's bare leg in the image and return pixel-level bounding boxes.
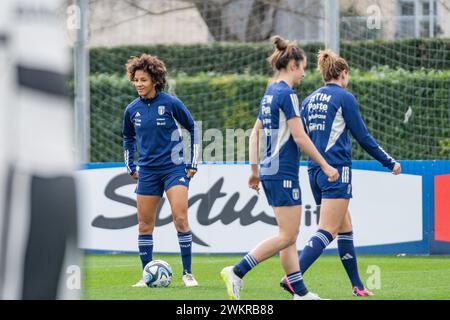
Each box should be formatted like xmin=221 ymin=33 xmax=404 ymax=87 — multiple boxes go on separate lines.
xmin=318 ymin=199 xmax=350 ymax=238
xmin=137 ymin=194 xmax=160 ymax=235
xmin=249 ymin=205 xmax=301 ymax=262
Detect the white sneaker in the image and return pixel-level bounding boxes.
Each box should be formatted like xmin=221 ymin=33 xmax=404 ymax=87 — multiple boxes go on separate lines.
xmin=293 ymin=292 xmax=325 ymax=300
xmin=182 ymin=273 xmax=199 ymax=287
xmin=220 ymin=266 xmax=243 ymax=300
xmin=132 ymin=278 xmax=147 ymax=288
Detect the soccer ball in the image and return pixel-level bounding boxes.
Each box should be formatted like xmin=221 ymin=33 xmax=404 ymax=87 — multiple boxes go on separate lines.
xmin=143 ymin=260 xmax=173 ymax=288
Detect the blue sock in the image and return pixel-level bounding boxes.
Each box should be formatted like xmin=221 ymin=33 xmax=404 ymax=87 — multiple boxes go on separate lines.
xmin=300 ymin=229 xmax=334 ymax=274
xmin=338 ymin=231 xmax=364 ymax=289
xmin=233 ymin=254 xmax=258 ymax=279
xmin=286 ymin=271 xmax=309 ymax=296
xmin=178 ymin=231 xmax=192 ymax=275
xmin=138 ymin=234 xmax=153 ymax=269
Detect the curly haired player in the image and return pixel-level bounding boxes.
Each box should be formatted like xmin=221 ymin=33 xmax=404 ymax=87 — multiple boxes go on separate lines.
xmin=123 ymin=54 xmax=200 ymax=288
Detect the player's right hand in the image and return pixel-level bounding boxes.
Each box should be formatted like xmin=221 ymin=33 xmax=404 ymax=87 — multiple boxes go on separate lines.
xmin=323 ymin=165 xmax=339 ymax=182
xmin=392 ymin=162 xmax=401 ymax=175
xmin=248 ymin=174 xmax=260 ymax=194
xmin=132 ymin=171 xmax=139 ymax=180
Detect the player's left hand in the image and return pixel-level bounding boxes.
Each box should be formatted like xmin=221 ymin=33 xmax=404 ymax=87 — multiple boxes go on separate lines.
xmin=392 ymin=162 xmax=401 ymax=175
xmin=186 ymin=169 xmax=197 ymax=179
xmin=323 ymin=164 xmax=340 ymax=182
xmin=248 ymin=174 xmax=260 ymax=194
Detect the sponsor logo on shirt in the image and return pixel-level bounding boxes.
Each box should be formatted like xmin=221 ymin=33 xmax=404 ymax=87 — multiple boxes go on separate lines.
xmin=261 ymin=95 xmax=272 ymax=116
xmin=134 ymin=111 xmax=142 ymax=126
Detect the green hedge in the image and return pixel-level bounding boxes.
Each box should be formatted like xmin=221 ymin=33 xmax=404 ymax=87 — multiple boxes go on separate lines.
xmin=90 ymin=69 xmax=450 ymax=163
xmin=90 ymin=39 xmax=450 ymax=76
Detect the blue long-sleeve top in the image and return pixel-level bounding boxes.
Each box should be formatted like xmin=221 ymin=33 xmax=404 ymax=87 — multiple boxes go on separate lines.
xmin=300 ymin=83 xmax=397 ymax=170
xmin=123 ymin=91 xmax=199 ymax=174
xmin=258 ymin=80 xmax=302 ymax=181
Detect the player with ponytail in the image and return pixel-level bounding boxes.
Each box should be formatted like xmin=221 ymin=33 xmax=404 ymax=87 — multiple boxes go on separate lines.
xmin=220 ymin=37 xmax=339 ymax=300
xmin=280 ymin=49 xmax=401 ymax=297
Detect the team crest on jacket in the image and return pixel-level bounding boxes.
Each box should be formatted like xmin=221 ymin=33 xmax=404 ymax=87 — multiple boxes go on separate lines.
xmin=292 ymin=188 xmax=300 ymax=200
xmin=158 ymin=106 xmax=165 ymax=115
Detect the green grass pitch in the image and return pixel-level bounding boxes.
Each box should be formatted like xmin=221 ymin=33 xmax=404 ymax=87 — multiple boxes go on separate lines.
xmin=83 ymin=254 xmax=450 ymax=300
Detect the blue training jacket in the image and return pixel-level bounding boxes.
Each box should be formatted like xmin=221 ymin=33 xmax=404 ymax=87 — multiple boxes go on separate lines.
xmin=258 ymin=80 xmax=302 ymax=181
xmin=122 ymin=91 xmax=199 ymax=174
xmin=300 ymin=83 xmax=396 ymax=170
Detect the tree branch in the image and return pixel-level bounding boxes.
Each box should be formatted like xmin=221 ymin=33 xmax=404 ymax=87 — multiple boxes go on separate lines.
xmin=123 ymin=0 xmax=196 ymax=16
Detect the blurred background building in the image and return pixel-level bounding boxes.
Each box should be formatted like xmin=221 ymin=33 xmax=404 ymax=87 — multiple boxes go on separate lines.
xmin=341 ymin=0 xmax=449 ymax=39
xmin=86 ymin=0 xmax=450 ymax=47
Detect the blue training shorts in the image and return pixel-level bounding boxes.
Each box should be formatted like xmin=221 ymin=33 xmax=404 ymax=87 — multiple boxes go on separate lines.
xmin=308 ymin=165 xmax=352 ymax=205
xmin=135 ymin=166 xmax=190 ymax=196
xmin=261 ymin=179 xmax=302 ymax=207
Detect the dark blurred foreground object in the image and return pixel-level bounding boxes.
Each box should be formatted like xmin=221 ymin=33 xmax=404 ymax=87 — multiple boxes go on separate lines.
xmin=0 ymin=0 xmax=80 ymax=300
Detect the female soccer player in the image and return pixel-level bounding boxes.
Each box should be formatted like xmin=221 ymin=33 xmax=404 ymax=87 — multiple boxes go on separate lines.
xmin=280 ymin=49 xmax=401 ymax=297
xmin=221 ymin=36 xmax=339 ymax=300
xmin=123 ymin=54 xmax=199 ymax=287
